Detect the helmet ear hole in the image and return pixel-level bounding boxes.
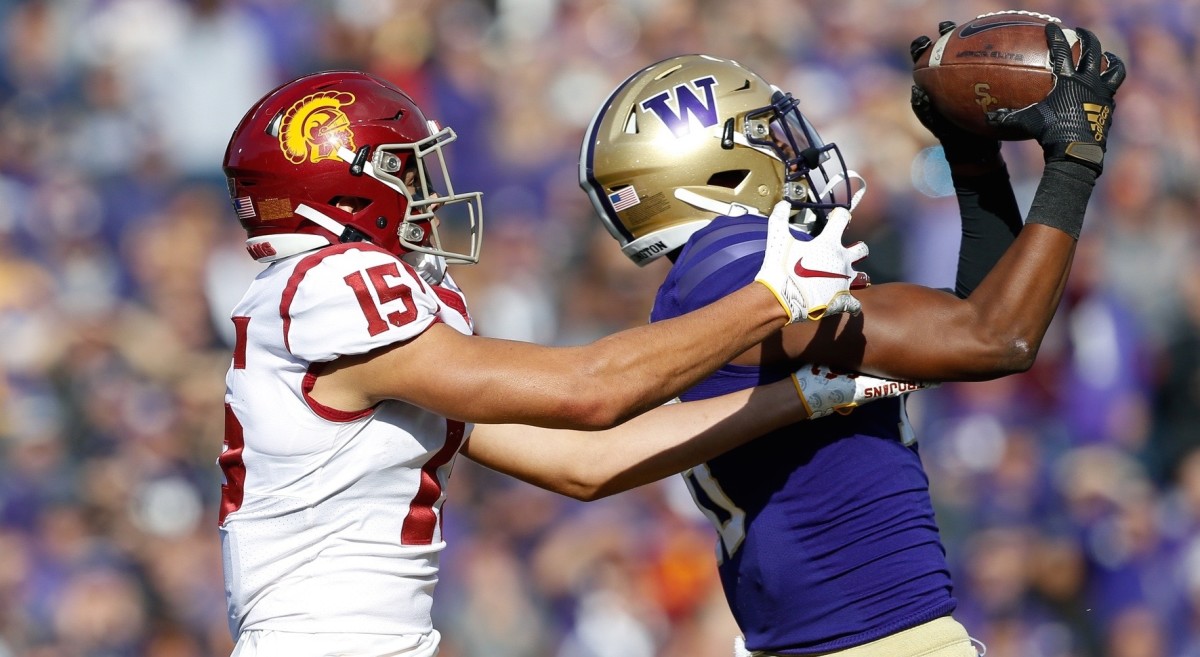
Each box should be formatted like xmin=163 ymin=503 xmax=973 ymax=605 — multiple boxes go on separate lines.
xmin=706 ymin=170 xmax=749 ymax=190
xmin=328 ymin=196 xmax=371 ymax=213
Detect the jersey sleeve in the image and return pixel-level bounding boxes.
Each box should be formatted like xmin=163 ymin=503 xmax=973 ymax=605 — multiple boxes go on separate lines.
xmin=652 ymin=216 xmax=790 ymax=321
xmin=283 ymin=245 xmax=442 ymax=362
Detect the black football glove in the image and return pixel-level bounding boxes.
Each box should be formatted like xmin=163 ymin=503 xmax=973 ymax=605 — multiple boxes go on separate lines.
xmin=910 ymin=22 xmax=1002 ymax=167
xmin=985 ymin=23 xmax=1126 ymax=174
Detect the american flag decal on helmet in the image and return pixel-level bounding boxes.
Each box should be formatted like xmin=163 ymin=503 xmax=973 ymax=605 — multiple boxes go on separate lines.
xmin=609 ymin=186 xmax=640 ymax=212
xmin=234 ymin=196 xmax=256 ymax=220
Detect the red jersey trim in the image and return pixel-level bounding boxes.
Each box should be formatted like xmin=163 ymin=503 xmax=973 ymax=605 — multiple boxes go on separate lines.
xmin=301 ymin=362 xmax=377 ymax=422
xmin=298 ymin=316 xmax=445 ymax=422
xmin=433 ymin=286 xmax=471 ymax=326
xmin=231 ymin=316 xmax=251 ymax=369
xmin=279 ymin=242 xmax=399 ymax=354
xmin=402 ymin=418 xmax=466 ymax=545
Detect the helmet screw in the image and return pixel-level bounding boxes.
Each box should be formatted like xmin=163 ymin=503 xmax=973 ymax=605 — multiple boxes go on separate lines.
xmin=376 ymin=216 xmax=387 ymax=229
xmin=758 ymin=184 xmax=770 ymax=196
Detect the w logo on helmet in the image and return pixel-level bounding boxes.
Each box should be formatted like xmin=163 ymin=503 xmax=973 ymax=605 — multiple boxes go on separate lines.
xmin=639 ymin=76 xmax=719 ymax=138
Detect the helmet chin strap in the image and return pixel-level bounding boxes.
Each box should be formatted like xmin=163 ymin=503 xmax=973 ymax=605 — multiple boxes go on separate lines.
xmin=298 ymin=200 xmax=448 ymax=286
xmin=672 ymin=170 xmax=867 ymax=231
xmin=338 ymin=146 xmax=411 ymax=198
xmin=295 ymin=203 xmax=350 ymax=237
xmin=792 ymin=169 xmax=869 ymax=233
xmin=673 ymin=188 xmax=758 ymax=218
xmin=815 ymin=169 xmax=868 ymax=212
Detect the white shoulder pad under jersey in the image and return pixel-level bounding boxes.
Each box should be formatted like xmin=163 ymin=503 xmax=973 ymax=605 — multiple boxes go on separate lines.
xmin=282 ymin=243 xmax=444 ymax=362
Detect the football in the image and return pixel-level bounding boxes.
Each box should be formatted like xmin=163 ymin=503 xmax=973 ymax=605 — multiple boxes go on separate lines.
xmin=912 ymin=11 xmax=1102 ymax=138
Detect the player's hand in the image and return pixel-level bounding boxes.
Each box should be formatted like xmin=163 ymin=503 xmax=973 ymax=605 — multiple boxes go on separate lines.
xmin=985 ymin=23 xmax=1126 ymax=174
xmin=792 ymin=364 xmax=937 ymax=420
xmin=910 ymin=22 xmax=1002 ymax=166
xmin=754 ymin=201 xmax=869 ymax=324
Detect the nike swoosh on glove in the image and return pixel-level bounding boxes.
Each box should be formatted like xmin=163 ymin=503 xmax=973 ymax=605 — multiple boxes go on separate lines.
xmin=754 ymin=201 xmax=870 ymax=323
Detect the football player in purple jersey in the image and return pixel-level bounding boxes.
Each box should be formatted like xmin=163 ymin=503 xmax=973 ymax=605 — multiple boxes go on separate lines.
xmin=579 ymin=22 xmax=1123 ymax=657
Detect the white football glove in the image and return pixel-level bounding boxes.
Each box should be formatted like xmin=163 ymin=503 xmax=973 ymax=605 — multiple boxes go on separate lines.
xmin=792 ymin=364 xmax=937 ymax=419
xmin=755 ymin=201 xmax=870 ymax=323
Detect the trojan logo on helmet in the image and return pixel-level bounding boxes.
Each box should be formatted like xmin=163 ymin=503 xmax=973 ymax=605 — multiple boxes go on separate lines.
xmin=279 ymin=91 xmax=357 ymax=164
xmin=223 ymin=71 xmax=483 ymax=275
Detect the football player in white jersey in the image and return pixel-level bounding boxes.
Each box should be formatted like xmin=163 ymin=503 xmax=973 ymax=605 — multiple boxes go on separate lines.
xmin=219 ymin=70 xmax=923 ymax=657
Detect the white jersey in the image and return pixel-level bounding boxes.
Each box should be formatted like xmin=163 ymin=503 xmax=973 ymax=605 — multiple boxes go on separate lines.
xmin=219 ymin=242 xmax=474 ymax=640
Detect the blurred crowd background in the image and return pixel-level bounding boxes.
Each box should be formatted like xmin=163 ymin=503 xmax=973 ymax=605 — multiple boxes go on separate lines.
xmin=0 ymin=0 xmax=1197 ymax=656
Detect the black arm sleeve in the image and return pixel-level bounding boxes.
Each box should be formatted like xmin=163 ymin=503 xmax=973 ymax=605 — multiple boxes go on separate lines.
xmin=1023 ymin=160 xmax=1098 ymax=240
xmin=952 ymin=164 xmax=1023 ymax=299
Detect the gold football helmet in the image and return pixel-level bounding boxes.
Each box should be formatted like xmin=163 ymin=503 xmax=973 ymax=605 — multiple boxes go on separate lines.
xmin=580 ymin=54 xmax=855 ymax=265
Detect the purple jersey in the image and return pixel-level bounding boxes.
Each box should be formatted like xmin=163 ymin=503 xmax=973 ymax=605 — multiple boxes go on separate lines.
xmin=652 ymin=215 xmax=955 ymax=653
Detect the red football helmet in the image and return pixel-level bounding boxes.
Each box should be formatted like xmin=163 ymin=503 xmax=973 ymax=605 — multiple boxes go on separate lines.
xmin=223 ymin=70 xmax=482 ymax=269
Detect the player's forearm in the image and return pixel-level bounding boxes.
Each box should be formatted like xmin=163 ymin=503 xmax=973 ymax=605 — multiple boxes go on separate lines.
xmin=345 ymin=283 xmax=783 ymax=429
xmin=400 ymin=284 xmax=784 ymax=430
xmin=768 ymin=164 xmax=1090 ymax=381
xmin=463 ymin=379 xmax=803 ymax=501
xmin=923 ymin=225 xmax=1075 ymax=376
xmin=957 ymin=163 xmax=1093 ymax=368
xmin=566 ymin=282 xmax=786 ymax=428
xmin=867 ymin=165 xmax=1088 ymax=378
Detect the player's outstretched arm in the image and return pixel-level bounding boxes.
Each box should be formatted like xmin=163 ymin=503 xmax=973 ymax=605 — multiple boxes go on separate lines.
xmin=740 ymin=24 xmax=1125 ymax=382
xmin=791 ymin=223 xmax=1078 ymax=382
xmin=462 ymin=367 xmax=929 ymax=501
xmin=463 ymin=378 xmax=802 ymax=500
xmin=311 ymin=202 xmax=869 ymax=430
xmin=911 ymin=22 xmax=1023 ymax=299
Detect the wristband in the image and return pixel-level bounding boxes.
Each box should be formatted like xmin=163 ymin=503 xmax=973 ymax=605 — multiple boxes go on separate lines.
xmin=1024 ymin=161 xmax=1098 ymax=240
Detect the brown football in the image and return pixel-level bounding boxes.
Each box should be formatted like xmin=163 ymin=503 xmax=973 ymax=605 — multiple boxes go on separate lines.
xmin=912 ymin=11 xmax=1104 ymax=138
